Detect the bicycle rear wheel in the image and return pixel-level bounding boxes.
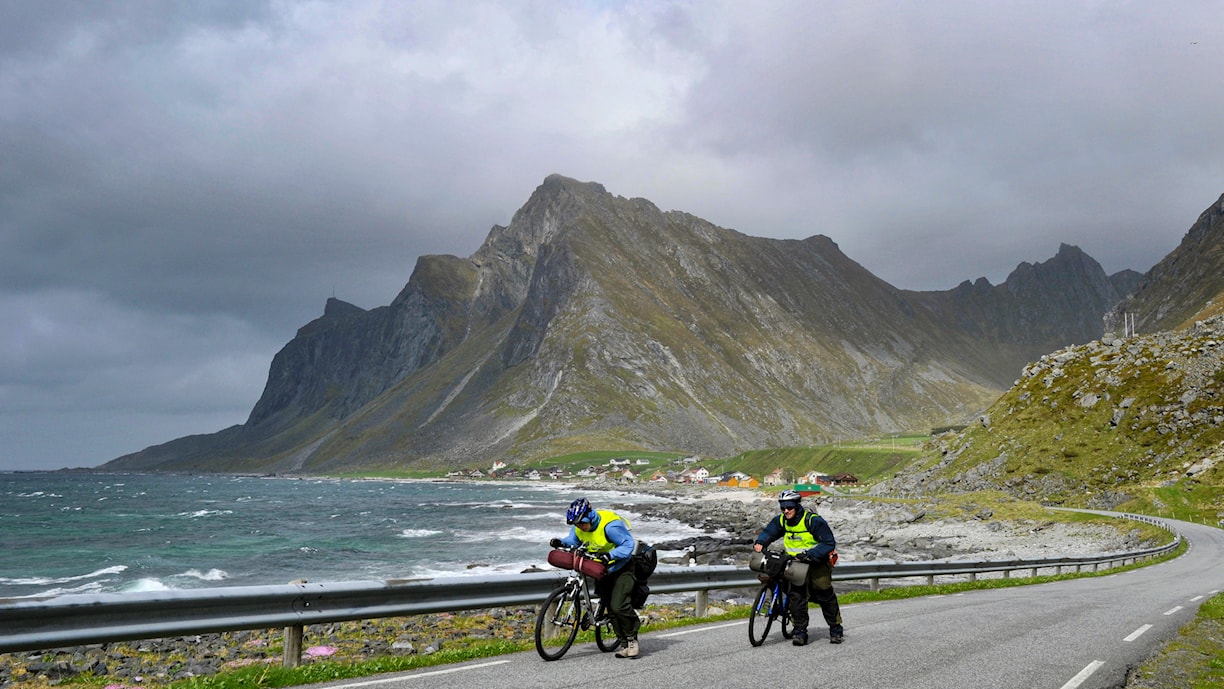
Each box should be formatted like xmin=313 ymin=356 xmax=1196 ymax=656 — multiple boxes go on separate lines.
xmin=748 ymin=584 xmax=776 ymax=646
xmin=535 ymin=585 xmax=581 ymax=661
xmin=594 ymin=602 xmax=618 ymax=652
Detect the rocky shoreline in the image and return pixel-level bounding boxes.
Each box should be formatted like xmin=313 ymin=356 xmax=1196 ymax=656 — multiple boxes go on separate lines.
xmin=0 ymin=488 xmax=1151 ymax=689
xmin=611 ymin=486 xmax=1147 ymax=569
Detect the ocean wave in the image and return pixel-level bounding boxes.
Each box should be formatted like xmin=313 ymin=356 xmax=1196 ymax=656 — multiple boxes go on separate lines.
xmin=451 ymin=525 xmax=556 ymax=544
xmin=176 ymin=509 xmax=235 ymax=518
xmin=398 ymin=528 xmax=442 ymax=538
xmin=410 ymin=559 xmax=545 ymax=579
xmin=12 ymin=581 xmax=106 ymax=598
xmin=124 ymin=578 xmax=172 ymax=593
xmin=176 ymin=568 xmax=229 ymax=582
xmin=0 ymin=565 xmax=128 ymax=586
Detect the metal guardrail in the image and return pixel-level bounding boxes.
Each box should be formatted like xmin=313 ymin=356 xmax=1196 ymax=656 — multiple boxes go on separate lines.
xmin=0 ymin=512 xmax=1180 ymax=657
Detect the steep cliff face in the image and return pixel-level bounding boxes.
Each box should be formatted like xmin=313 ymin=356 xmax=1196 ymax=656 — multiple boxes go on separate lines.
xmin=907 ymin=244 xmax=1126 ymax=357
xmin=104 ymin=175 xmax=1147 ymax=473
xmin=1106 ymin=193 xmax=1224 ymax=334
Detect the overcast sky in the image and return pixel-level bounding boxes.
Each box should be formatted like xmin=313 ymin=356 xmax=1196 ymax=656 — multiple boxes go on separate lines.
xmin=3 ymin=1 xmax=1222 ymax=471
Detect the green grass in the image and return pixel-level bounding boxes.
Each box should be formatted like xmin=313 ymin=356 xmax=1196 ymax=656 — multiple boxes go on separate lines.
xmin=1129 ymin=591 xmax=1224 ymax=689
xmin=696 ymin=437 xmax=926 ymax=485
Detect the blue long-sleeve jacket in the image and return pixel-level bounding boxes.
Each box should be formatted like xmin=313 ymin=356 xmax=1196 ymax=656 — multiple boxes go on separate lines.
xmin=560 ymin=512 xmax=636 ymax=573
xmin=754 ymin=508 xmax=836 ymax=561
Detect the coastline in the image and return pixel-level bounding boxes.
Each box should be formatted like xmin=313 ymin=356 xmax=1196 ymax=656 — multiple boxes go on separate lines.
xmin=0 ymin=482 xmax=1159 ymax=689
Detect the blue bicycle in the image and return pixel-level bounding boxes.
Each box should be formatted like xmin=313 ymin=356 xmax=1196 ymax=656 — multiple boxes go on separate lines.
xmin=748 ymin=551 xmax=794 ymax=646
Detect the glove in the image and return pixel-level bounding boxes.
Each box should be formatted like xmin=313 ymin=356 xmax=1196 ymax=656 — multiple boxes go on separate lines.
xmin=549 ymin=537 xmax=563 ymax=548
xmin=795 ymin=552 xmax=814 ymax=563
xmin=593 ymin=554 xmax=612 ymax=564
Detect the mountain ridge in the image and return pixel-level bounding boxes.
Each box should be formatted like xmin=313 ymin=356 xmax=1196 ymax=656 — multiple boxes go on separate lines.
xmin=104 ymin=175 xmax=1146 ymax=473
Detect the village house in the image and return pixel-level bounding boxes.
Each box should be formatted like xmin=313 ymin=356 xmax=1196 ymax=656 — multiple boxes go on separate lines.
xmin=678 ymin=467 xmax=711 ymax=484
xmin=718 ymin=471 xmax=760 ymax=488
xmin=804 ymin=471 xmax=833 ymax=485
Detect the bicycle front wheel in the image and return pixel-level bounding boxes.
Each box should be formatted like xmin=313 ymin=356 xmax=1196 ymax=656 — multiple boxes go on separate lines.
xmin=535 ymin=585 xmax=582 ymax=661
xmin=748 ymin=584 xmax=776 ymax=646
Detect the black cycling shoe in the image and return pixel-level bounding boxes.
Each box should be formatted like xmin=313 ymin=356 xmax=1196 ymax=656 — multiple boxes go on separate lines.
xmin=792 ymin=632 xmax=808 ymax=647
xmin=830 ymin=632 xmax=844 ymax=644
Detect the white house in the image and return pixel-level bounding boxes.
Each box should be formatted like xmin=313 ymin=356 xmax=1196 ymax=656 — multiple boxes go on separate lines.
xmin=764 ymin=468 xmax=787 ymax=486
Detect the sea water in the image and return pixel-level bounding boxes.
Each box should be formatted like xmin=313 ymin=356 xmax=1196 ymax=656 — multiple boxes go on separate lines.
xmin=0 ymin=472 xmax=710 ymax=599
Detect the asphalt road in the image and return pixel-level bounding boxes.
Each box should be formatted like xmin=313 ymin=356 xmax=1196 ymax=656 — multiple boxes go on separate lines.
xmin=306 ymin=518 xmax=1223 ymax=689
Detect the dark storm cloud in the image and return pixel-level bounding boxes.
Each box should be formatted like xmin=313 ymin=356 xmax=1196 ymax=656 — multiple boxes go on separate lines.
xmin=2 ymin=0 xmax=1222 ymax=469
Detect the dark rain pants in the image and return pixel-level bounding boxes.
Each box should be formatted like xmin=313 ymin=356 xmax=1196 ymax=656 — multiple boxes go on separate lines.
xmin=788 ymin=558 xmax=844 ymax=637
xmin=596 ymin=565 xmax=640 ymax=641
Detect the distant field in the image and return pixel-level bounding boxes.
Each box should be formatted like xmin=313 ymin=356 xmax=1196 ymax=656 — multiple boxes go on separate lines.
xmin=345 ymin=436 xmax=929 ymax=486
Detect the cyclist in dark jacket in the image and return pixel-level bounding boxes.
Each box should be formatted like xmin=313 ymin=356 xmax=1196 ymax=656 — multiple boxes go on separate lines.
xmin=754 ymin=489 xmax=844 ymax=646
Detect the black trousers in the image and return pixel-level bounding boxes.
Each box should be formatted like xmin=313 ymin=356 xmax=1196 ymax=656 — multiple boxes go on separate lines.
xmin=787 ymin=559 xmax=843 ymax=636
xmin=595 ymin=566 xmax=640 ymax=641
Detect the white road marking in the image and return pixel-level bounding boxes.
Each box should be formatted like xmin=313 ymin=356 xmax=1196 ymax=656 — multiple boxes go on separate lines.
xmin=1164 ymin=606 xmax=1184 ymax=615
xmin=1123 ymin=624 xmax=1152 ymax=642
xmin=659 ymin=621 xmax=744 ymax=637
xmin=1191 ymin=595 xmax=1204 ymax=602
xmin=1059 ymin=660 xmax=1104 ymax=689
xmin=325 ymin=660 xmax=512 ymax=688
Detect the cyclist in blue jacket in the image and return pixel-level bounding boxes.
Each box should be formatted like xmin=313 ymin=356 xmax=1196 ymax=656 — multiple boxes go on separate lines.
xmin=549 ymin=497 xmax=642 ymax=658
xmin=754 ymin=489 xmax=844 ymax=646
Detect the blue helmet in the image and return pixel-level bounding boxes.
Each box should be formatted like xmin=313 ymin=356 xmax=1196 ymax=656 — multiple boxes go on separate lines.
xmin=566 ymin=497 xmax=593 ymax=525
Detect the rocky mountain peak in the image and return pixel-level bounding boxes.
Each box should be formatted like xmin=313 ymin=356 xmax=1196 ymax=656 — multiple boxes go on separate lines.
xmin=1106 ymin=192 xmax=1224 ymax=334
xmin=102 ymin=176 xmax=1173 ymax=474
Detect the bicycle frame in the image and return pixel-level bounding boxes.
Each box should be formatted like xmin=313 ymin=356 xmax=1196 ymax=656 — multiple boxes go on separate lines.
xmin=535 ymin=548 xmax=617 ymax=660
xmin=748 ymin=573 xmax=794 ymax=646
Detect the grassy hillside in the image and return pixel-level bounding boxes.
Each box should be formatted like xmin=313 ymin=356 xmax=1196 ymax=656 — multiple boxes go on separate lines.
xmin=886 ymin=315 xmax=1224 ymax=521
xmin=705 ymin=436 xmax=926 ymax=485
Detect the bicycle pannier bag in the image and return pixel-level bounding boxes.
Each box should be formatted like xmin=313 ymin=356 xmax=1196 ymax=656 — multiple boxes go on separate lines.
xmin=631 ymin=582 xmax=650 ymax=609
xmin=748 ymin=550 xmax=788 ymax=578
xmin=632 ymin=542 xmax=657 ymax=581
xmin=782 ymin=560 xmax=809 ymax=587
xmin=546 ymin=549 xmax=607 ymax=580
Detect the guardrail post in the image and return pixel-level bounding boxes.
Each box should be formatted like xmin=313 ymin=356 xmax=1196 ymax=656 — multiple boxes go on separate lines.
xmin=283 ymin=624 xmax=303 ymax=668
xmin=283 ymin=579 xmax=307 ymax=668
xmin=1031 ymin=567 xmax=1038 ymax=578
xmin=926 ymin=574 xmax=934 ymax=586
xmin=871 ymin=577 xmax=879 ymax=592
xmin=969 ymin=572 xmax=976 ymax=583
xmin=1002 ymin=569 xmax=1010 ymax=579
xmin=695 ymin=590 xmax=708 ymax=617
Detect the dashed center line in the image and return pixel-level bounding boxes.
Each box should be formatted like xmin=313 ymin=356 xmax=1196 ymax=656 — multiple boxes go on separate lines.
xmin=1124 ymin=624 xmax=1152 ymax=642
xmin=1060 ymin=660 xmax=1104 ymax=689
xmin=1164 ymin=605 xmax=1184 ymax=615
